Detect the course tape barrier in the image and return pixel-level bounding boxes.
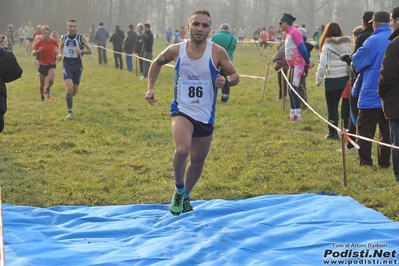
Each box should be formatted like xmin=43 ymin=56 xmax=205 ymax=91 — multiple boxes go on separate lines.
xmin=92 ymin=45 xmax=273 ymax=80
xmin=93 ymin=45 xmax=397 ymax=151
xmin=279 ymin=69 xmax=399 ymax=151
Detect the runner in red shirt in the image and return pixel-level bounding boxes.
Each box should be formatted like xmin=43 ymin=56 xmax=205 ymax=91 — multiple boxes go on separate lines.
xmin=267 ymin=26 xmax=277 ymax=49
xmin=179 ymin=26 xmax=186 ymax=42
xmin=32 ymin=25 xmax=59 ymax=101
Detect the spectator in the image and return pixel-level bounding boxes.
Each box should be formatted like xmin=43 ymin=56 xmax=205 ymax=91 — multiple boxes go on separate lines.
xmin=378 ymin=7 xmax=399 ymax=181
xmin=272 ymin=31 xmax=288 ymax=100
xmin=298 ymin=27 xmax=314 ymax=109
xmin=315 ymin=22 xmax=351 ymax=139
xmin=338 ymin=11 xmax=374 ymax=153
xmin=109 ymin=24 xmax=124 ymax=70
xmin=5 ymin=24 xmax=14 ymax=52
xmin=314 ymin=24 xmax=325 ymax=60
xmin=88 ymin=23 xmax=96 ymax=59
xmin=135 ymin=23 xmax=144 ymax=74
xmin=124 ymin=24 xmax=137 ymax=73
xmin=352 ymin=11 xmax=392 ymax=168
xmin=94 ymin=22 xmax=109 ymax=65
xmin=0 ymin=34 xmax=23 ymax=132
xmin=279 ymin=12 xmax=314 ymax=122
xmin=238 ymin=26 xmax=245 ymax=42
xmin=211 ymin=23 xmax=238 ymax=103
xmin=140 ymin=23 xmax=153 ymax=80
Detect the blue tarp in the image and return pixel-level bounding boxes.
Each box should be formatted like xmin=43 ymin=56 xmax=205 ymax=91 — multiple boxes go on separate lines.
xmin=3 ymin=194 xmax=399 ymax=265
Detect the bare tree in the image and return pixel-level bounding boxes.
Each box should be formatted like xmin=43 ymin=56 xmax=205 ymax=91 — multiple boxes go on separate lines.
xmin=0 ymin=0 xmax=392 ymax=39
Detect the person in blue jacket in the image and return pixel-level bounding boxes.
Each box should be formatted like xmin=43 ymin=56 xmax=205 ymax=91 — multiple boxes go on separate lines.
xmin=94 ymin=22 xmax=109 ymax=65
xmin=352 ymin=11 xmax=392 ymax=168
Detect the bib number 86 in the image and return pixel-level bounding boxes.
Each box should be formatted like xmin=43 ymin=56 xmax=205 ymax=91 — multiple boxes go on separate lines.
xmin=188 ymin=86 xmax=203 ymax=98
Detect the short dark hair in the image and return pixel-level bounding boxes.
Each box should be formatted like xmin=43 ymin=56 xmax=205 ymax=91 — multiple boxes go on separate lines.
xmin=189 ymin=9 xmax=211 ymax=25
xmin=67 ymin=19 xmax=77 ymax=26
xmin=144 ymin=23 xmax=151 ymax=29
xmin=392 ymin=7 xmax=399 ymax=20
xmin=99 ymin=22 xmax=104 ymax=26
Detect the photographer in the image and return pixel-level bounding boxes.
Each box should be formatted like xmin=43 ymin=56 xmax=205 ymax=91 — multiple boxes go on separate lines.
xmin=0 ymin=34 xmax=23 ymax=132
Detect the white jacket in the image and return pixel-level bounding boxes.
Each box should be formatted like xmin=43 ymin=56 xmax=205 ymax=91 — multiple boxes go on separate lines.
xmin=316 ymin=36 xmax=352 ymax=85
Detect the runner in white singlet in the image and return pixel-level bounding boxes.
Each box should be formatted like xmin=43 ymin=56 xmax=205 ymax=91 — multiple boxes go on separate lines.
xmin=144 ymin=9 xmax=240 ymax=216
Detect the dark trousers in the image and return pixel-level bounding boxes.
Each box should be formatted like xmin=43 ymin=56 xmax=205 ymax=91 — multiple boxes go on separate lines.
xmin=97 ymin=46 xmax=107 ymax=65
xmin=277 ymin=70 xmax=287 ymax=99
xmin=325 ymin=89 xmax=344 ymax=134
xmin=357 ymin=108 xmax=391 ymax=167
xmin=138 ymin=51 xmax=144 ymax=74
xmin=347 ymin=95 xmax=359 ymax=149
xmin=341 ymin=98 xmax=350 ymax=128
xmin=113 ymin=51 xmax=123 ymax=69
xmin=143 ymin=51 xmax=152 ymax=78
xmin=0 ymin=114 xmax=4 ymax=132
xmin=388 ymin=119 xmax=399 ymax=180
xmin=288 ymin=67 xmax=301 ymax=109
xmin=298 ymin=74 xmax=308 ymax=108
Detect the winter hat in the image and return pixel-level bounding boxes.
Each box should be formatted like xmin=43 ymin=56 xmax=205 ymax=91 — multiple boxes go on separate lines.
xmin=368 ymin=10 xmax=390 ymax=23
xmin=279 ymin=13 xmax=296 ymax=25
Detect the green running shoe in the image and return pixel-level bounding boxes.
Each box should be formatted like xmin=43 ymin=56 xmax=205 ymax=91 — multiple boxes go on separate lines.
xmin=169 ymin=191 xmax=184 ymax=215
xmin=182 ymin=197 xmax=193 ymax=213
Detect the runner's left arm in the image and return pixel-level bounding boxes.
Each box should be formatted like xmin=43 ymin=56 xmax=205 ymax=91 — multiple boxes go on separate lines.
xmin=81 ymin=35 xmax=92 ymax=55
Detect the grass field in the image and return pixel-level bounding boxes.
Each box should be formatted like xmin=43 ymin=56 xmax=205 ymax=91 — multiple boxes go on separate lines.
xmin=1 ymin=39 xmax=398 ymax=222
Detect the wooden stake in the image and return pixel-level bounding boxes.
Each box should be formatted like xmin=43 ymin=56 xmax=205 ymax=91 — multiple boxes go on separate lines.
xmin=281 ymin=71 xmax=286 ymax=113
xmin=341 ymin=120 xmax=348 ymax=187
xmin=261 ymin=60 xmax=271 ymax=101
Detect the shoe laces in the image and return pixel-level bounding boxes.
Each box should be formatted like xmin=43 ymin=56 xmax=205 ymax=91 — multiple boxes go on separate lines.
xmin=172 ymin=192 xmax=183 ymax=206
xmin=183 ymin=198 xmax=191 ymax=208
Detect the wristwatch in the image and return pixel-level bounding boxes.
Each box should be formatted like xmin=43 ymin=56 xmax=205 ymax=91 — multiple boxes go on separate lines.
xmin=224 ymin=76 xmax=231 ymax=87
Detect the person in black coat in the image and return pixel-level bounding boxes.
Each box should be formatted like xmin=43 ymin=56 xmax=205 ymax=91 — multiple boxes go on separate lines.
xmin=135 ymin=23 xmax=144 ymax=74
xmin=0 ymin=35 xmax=23 ymax=132
xmin=123 ymin=24 xmax=137 ymax=72
xmin=378 ymin=6 xmax=399 ymax=181
xmin=109 ymin=24 xmax=125 ymax=69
